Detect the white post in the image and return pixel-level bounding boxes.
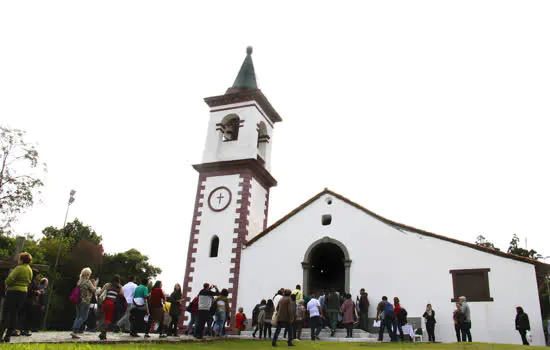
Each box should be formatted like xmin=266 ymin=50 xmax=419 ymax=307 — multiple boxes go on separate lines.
xmin=42 ymin=189 xmax=76 ymax=330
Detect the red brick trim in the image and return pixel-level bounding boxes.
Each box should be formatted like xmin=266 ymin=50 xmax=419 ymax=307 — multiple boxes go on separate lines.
xmin=179 ymin=175 xmax=206 ymax=328
xmin=227 ymin=173 xmax=253 ymax=328
xmin=193 ymin=159 xmax=277 ymax=190
xmin=180 ymin=164 xmax=275 ymax=330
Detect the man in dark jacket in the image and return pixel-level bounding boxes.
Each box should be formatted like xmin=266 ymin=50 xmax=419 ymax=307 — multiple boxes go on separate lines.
xmin=358 ymin=289 xmax=369 ymax=331
xmin=515 ymin=307 xmax=530 ymax=345
xmin=272 ymin=289 xmax=294 ymax=346
xmin=194 ymin=283 xmax=219 ymax=339
xmin=251 ymin=301 xmax=262 ymax=338
xmin=326 ymin=289 xmax=341 ymax=337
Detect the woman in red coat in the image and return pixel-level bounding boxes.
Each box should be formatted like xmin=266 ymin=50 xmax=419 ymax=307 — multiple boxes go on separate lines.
xmin=149 ymin=281 xmax=166 ymax=338
xmin=393 ymin=297 xmax=404 ymax=341
xmin=340 ymin=293 xmax=356 ymax=338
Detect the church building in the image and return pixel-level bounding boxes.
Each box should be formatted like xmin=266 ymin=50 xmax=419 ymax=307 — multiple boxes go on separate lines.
xmin=181 ymin=47 xmax=548 ymax=345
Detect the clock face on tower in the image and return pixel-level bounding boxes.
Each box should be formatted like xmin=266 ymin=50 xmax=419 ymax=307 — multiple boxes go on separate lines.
xmin=207 ymin=186 xmax=232 ymax=212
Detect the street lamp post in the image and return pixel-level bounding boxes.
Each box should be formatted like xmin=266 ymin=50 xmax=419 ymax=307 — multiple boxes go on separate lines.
xmin=544 ymin=256 xmax=550 ymax=344
xmin=544 ymin=256 xmax=550 ymax=311
xmin=42 ymin=189 xmax=76 ymax=330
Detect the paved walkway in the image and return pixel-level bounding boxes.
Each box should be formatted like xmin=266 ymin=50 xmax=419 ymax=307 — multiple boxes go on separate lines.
xmin=4 ymin=331 xmax=213 ymax=344
xmin=5 ymin=330 xmax=378 ymax=344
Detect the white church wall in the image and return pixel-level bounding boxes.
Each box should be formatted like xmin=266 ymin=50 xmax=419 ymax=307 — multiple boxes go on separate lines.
xmin=202 ymin=101 xmax=274 ymax=170
xmin=238 ymin=193 xmax=545 ymax=345
xmin=188 ymin=174 xmax=241 ymax=298
xmin=247 ymin=178 xmax=268 ymax=240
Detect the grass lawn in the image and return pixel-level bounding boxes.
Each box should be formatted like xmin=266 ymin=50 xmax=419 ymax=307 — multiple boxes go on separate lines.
xmin=1 ymin=341 xmax=546 ymax=350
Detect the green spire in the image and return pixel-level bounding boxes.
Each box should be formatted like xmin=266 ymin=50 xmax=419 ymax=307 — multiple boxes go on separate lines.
xmin=231 ymin=46 xmax=257 ymax=91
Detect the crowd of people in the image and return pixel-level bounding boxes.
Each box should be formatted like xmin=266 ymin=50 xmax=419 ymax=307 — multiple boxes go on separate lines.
xmin=68 ymin=271 xmax=185 ymax=341
xmin=245 ymin=285 xmax=365 ymax=346
xmin=0 ymin=253 xmax=535 ymax=346
xmin=184 ymin=283 xmax=247 ymax=339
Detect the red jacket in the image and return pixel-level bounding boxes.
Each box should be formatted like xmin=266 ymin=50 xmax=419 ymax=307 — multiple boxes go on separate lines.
xmin=150 ymin=288 xmax=165 ymax=307
xmin=394 ymin=303 xmax=402 ymax=317
xmin=190 ymin=296 xmax=199 ymax=314
xmin=236 ymin=312 xmax=247 ymax=330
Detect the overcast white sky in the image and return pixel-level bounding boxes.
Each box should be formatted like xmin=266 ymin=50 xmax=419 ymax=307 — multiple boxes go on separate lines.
xmin=1 ymin=1 xmax=549 ymax=289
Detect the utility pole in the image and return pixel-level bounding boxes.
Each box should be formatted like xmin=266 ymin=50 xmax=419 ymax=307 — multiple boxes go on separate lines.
xmin=42 ymin=189 xmax=76 ymax=330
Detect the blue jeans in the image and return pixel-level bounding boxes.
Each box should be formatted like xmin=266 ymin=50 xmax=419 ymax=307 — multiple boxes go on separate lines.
xmin=378 ymin=315 xmax=397 ymax=341
xmin=72 ymin=303 xmax=90 ymax=333
xmin=185 ymin=313 xmax=197 ymax=334
xmin=215 ymin=310 xmax=226 ymax=336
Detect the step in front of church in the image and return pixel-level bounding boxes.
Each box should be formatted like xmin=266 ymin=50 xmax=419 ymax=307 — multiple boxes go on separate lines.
xmin=237 ymin=328 xmax=384 ymax=342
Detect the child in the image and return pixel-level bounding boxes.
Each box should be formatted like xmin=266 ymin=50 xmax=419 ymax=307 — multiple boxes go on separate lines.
xmin=235 ymin=307 xmax=247 ymax=335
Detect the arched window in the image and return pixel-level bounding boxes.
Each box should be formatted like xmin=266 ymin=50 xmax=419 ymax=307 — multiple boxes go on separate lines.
xmin=257 ymin=122 xmax=269 ymax=162
xmin=210 ymin=235 xmax=219 ymax=258
xmin=218 ymin=114 xmax=240 ymax=142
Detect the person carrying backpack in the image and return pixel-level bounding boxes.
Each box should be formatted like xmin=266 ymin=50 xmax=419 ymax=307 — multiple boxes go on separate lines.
xmin=70 ymin=267 xmax=98 ymax=339
xmin=393 ymin=297 xmax=406 ymax=341
xmin=326 ymin=289 xmax=341 ymax=337
xmin=193 ymin=283 xmax=219 ymax=339
xmin=376 ymin=296 xmax=397 ymax=342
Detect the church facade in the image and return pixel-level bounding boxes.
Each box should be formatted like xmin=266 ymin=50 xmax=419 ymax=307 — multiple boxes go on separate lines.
xmin=181 ymin=48 xmax=547 ymax=345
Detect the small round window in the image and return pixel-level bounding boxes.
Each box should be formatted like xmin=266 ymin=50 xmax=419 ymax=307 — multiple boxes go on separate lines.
xmin=326 ymin=197 xmax=333 ymax=205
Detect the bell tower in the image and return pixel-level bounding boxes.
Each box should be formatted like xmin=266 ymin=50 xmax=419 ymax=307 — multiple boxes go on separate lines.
xmin=181 ymin=47 xmax=282 ymax=327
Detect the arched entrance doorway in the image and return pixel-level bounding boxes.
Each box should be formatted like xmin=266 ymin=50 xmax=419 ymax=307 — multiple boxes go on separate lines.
xmin=302 ymin=237 xmax=351 ymax=295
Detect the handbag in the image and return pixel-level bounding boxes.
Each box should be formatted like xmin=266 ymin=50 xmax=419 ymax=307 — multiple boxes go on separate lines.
xmin=526 ymin=330 xmax=533 ymax=343
xmin=98 ymin=289 xmax=108 ymax=304
xmin=163 ymin=301 xmax=171 ymax=313
xmin=271 ymin=311 xmax=278 ymax=324
xmin=210 ymin=299 xmax=217 ymax=314
xmin=69 ymin=287 xmax=81 ymax=305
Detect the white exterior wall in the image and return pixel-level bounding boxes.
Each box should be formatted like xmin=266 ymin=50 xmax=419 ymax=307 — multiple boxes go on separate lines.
xmin=247 ymin=178 xmax=268 ymax=240
xmin=238 ymin=193 xmax=545 ymax=345
xmin=189 ymin=174 xmax=241 ymax=297
xmin=202 ymin=101 xmax=274 ymax=171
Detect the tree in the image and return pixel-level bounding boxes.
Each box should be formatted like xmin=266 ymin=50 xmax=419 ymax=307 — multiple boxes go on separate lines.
xmin=99 ymin=249 xmax=162 ymax=285
xmin=475 ymin=235 xmax=500 ymax=250
xmin=507 ymin=233 xmax=542 ymax=260
xmin=1 ymin=219 xmax=162 ymax=330
xmin=0 ymin=126 xmax=46 ymax=230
